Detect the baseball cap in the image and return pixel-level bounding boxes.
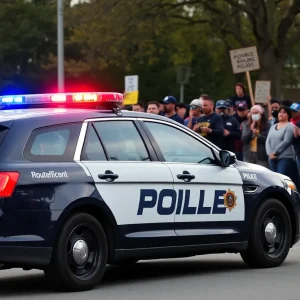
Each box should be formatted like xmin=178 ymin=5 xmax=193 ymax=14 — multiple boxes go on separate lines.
xmin=189 ymin=99 xmax=202 ymax=107
xmin=226 ymin=99 xmax=234 ymax=107
xmin=163 ymin=96 xmax=177 ymax=104
xmin=290 ymin=103 xmax=300 ymax=112
xmin=236 ymin=102 xmax=247 ymax=110
xmin=216 ymin=100 xmax=228 ymax=109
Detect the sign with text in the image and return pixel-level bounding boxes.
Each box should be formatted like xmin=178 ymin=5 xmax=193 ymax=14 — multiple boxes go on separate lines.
xmin=229 ymin=46 xmax=260 ymax=74
xmin=255 ymin=81 xmax=271 ymax=104
xmin=123 ymin=75 xmax=139 ymax=105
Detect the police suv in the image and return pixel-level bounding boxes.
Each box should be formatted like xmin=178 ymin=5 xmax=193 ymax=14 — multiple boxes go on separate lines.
xmin=0 ymin=92 xmax=298 ymax=292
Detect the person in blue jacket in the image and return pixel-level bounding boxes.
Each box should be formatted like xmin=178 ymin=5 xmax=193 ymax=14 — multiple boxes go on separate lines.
xmin=215 ymin=100 xmax=241 ymax=152
xmin=193 ymin=96 xmax=224 ymax=148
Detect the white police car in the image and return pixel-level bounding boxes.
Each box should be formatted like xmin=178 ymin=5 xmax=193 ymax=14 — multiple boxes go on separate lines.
xmin=0 ymin=92 xmax=298 ymax=292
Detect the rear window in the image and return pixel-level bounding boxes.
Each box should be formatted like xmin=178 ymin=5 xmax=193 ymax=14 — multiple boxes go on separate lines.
xmin=0 ymin=126 xmax=10 ymax=147
xmin=24 ymin=123 xmax=82 ymax=162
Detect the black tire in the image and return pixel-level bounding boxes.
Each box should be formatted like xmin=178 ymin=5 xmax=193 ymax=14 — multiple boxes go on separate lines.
xmin=44 ymin=213 xmax=108 ymax=292
xmin=240 ymin=198 xmax=292 ymax=268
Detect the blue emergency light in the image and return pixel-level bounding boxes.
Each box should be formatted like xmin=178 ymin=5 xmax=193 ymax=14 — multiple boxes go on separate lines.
xmin=0 ymin=92 xmax=124 ymax=107
xmin=1 ymin=96 xmax=25 ymax=103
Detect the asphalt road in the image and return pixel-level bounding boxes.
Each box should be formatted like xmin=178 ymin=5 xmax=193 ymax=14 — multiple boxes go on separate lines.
xmin=1 ymin=244 xmax=300 ymax=300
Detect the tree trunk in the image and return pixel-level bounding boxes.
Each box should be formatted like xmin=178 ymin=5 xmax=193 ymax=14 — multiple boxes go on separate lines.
xmin=257 ymin=46 xmax=284 ymax=100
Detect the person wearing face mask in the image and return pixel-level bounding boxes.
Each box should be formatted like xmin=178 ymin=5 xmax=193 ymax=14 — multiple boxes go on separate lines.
xmin=215 ymin=100 xmax=241 ymax=152
xmin=241 ymin=105 xmax=270 ymax=167
xmin=269 ymin=99 xmax=281 ymax=126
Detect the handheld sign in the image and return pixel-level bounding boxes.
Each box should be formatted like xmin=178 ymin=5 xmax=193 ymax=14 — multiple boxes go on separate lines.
xmin=254 ymin=81 xmax=271 ymax=104
xmin=229 ymin=46 xmax=260 ymax=107
xmin=229 ymin=46 xmax=260 ymax=74
xmin=123 ymin=75 xmax=139 ymax=105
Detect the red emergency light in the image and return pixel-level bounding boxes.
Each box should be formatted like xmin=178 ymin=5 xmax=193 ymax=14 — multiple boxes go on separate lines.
xmin=0 ymin=92 xmax=124 ymax=107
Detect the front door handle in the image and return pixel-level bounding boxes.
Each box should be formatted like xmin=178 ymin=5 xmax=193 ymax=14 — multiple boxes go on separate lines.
xmin=177 ymin=171 xmax=195 ymax=183
xmin=98 ymin=170 xmax=119 ymax=182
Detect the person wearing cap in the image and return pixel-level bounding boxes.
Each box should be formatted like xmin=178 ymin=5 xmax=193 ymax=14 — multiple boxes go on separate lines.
xmin=289 ymin=103 xmax=300 ymax=125
xmin=241 ymin=104 xmax=270 ymax=167
xmin=162 ymin=96 xmax=184 ymax=124
xmin=215 ymin=100 xmax=241 ymax=153
xmin=225 ymin=99 xmax=234 ymax=116
xmin=232 ymin=102 xmax=249 ymax=160
xmin=193 ymin=96 xmax=224 ymax=148
xmin=185 ymin=99 xmax=203 ymax=128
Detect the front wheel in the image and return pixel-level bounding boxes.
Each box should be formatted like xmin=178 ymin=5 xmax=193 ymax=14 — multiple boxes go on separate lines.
xmin=44 ymin=213 xmax=108 ymax=292
xmin=241 ymin=198 xmax=292 ymax=268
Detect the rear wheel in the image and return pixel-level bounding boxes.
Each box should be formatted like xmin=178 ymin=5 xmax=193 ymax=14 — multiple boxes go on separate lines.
xmin=44 ymin=213 xmax=108 ymax=292
xmin=241 ymin=198 xmax=292 ymax=268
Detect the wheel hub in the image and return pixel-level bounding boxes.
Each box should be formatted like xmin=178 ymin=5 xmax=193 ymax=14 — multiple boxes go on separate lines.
xmin=72 ymin=239 xmax=89 ymax=265
xmin=265 ymin=222 xmax=277 ymax=244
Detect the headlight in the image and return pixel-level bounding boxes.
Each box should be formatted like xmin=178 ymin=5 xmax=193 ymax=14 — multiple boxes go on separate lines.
xmin=284 ymin=179 xmax=297 ymax=192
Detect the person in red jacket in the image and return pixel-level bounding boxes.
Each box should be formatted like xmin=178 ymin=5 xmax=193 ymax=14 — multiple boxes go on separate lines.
xmin=289 ymin=103 xmax=300 ymax=125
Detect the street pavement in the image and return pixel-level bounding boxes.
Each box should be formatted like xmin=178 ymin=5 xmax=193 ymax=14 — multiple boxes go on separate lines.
xmin=1 ymin=243 xmax=300 ymax=300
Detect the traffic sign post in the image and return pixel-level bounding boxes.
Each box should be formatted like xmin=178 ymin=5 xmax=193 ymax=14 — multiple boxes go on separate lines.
xmin=123 ymin=75 xmax=139 ymax=105
xmin=176 ymin=66 xmax=191 ymax=103
xmin=229 ymin=46 xmax=260 ymax=106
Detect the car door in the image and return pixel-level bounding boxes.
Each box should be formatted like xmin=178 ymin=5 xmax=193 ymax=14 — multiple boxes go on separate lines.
xmin=78 ymin=118 xmax=176 ymax=249
xmin=140 ymin=119 xmax=245 ymax=246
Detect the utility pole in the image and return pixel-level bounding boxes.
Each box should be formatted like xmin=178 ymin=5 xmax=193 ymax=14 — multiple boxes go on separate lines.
xmin=57 ymin=0 xmax=64 ymax=92
xmin=176 ymin=66 xmax=191 ymax=103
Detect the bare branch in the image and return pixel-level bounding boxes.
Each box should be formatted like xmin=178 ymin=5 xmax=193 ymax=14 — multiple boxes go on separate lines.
xmin=277 ymin=0 xmax=300 ymax=45
xmin=201 ymin=1 xmax=247 ymax=46
xmin=222 ymin=0 xmax=251 ymax=14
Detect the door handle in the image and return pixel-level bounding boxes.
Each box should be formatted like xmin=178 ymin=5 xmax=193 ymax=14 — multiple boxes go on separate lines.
xmin=177 ymin=171 xmax=195 ymax=182
xmin=98 ymin=170 xmax=119 ymax=182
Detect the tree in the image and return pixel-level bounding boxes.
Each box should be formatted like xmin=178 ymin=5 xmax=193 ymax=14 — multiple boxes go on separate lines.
xmin=143 ymin=0 xmax=300 ymax=98
xmin=52 ymin=0 xmax=237 ymax=101
xmin=0 ymin=0 xmax=57 ymax=93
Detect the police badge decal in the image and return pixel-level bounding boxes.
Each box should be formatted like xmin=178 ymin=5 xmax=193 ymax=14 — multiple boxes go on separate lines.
xmin=223 ymin=189 xmax=237 ymax=211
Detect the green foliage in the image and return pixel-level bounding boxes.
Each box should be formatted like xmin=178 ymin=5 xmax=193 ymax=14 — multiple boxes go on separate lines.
xmin=0 ymin=0 xmax=300 ymax=99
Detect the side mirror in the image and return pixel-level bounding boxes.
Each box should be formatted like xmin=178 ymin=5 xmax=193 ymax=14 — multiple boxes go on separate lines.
xmin=219 ymin=150 xmax=236 ymax=167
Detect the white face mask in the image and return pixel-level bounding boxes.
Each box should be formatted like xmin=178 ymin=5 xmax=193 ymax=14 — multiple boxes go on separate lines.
xmin=251 ymin=113 xmax=261 ymax=122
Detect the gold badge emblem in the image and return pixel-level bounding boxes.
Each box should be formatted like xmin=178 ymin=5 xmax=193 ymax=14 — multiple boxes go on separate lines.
xmin=223 ymin=189 xmax=237 ymax=211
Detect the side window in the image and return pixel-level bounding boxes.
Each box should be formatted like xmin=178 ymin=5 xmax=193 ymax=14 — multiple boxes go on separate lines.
xmin=81 ymin=125 xmax=107 ymax=161
xmin=93 ymin=121 xmax=150 ymax=162
xmin=24 ymin=123 xmax=82 ymax=162
xmin=144 ymin=122 xmax=215 ymax=164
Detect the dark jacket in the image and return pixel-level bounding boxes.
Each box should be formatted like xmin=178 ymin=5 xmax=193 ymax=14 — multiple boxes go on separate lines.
xmin=220 ymin=115 xmax=241 ymax=152
xmin=241 ymin=121 xmax=270 ymax=166
xmin=232 ymin=113 xmax=248 ymax=153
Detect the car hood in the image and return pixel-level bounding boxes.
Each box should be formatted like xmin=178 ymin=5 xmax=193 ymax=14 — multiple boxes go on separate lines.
xmin=235 ymin=160 xmax=292 ymax=181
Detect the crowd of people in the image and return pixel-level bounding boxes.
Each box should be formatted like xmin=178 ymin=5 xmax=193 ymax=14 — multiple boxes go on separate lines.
xmin=121 ymin=82 xmax=300 ymax=188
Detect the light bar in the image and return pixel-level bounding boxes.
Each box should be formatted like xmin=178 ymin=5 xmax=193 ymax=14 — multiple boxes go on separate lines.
xmin=0 ymin=92 xmax=124 ymax=106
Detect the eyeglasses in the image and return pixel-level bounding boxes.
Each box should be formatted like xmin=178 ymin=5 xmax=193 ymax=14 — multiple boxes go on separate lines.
xmin=190 ymin=106 xmax=199 ymax=109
